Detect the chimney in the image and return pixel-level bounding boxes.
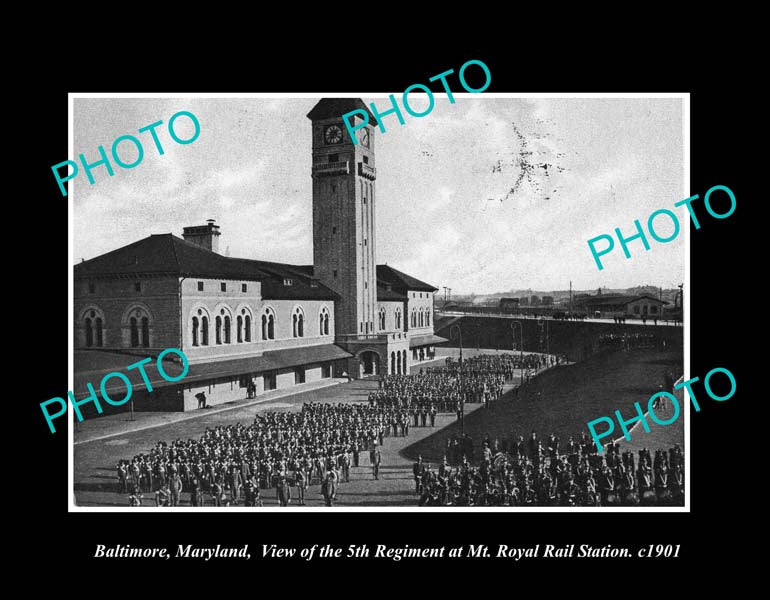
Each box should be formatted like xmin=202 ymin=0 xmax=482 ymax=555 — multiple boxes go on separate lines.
xmin=182 ymin=219 xmax=221 ymax=254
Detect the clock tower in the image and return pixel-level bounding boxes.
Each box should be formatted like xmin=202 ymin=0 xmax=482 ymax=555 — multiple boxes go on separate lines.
xmin=307 ymin=98 xmax=378 ymax=341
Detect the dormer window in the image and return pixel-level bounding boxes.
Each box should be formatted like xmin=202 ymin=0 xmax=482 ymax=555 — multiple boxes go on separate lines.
xmin=283 ymin=278 xmax=293 ymax=286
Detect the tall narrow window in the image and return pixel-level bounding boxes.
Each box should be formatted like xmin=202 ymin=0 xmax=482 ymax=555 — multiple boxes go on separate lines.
xmin=244 ymin=315 xmax=251 ymax=342
xmin=263 ymin=308 xmax=276 ymax=340
xmin=319 ymin=307 xmax=330 ymax=336
xmin=141 ymin=317 xmax=149 ymax=347
xmin=224 ymin=316 xmax=231 ymax=344
xmin=237 ymin=315 xmax=243 ymax=343
xmin=130 ymin=317 xmax=139 ymax=347
xmin=324 ymin=313 xmax=329 ymax=335
xmin=215 ymin=316 xmax=222 ymax=345
xmin=85 ymin=318 xmax=93 ymax=347
xmin=201 ymin=316 xmax=209 ymax=345
xmin=192 ymin=316 xmax=199 ymax=347
xmin=95 ymin=318 xmax=103 ymax=347
xmin=426 ymin=311 xmax=430 ymax=326
xmin=293 ymin=307 xmax=304 ymax=338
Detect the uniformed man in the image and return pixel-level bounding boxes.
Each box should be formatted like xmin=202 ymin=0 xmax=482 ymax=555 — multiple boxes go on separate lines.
xmin=128 ymin=483 xmax=143 ymax=507
xmin=169 ymin=466 xmax=183 ymax=507
xmin=276 ymin=473 xmax=291 ymax=506
xmin=295 ymin=468 xmax=307 ymax=506
xmin=372 ymin=448 xmax=382 ymax=480
xmin=413 ymin=456 xmax=425 ymax=494
xmin=156 ymin=483 xmax=171 ymax=507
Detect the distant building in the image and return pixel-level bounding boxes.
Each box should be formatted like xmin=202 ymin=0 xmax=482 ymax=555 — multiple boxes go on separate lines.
xmin=519 ymin=296 xmax=530 ymax=306
xmin=530 ymin=295 xmax=541 ymax=306
xmin=499 ymin=297 xmax=520 ymax=312
xmin=574 ymin=294 xmax=667 ymax=319
xmin=542 ymin=296 xmax=554 ymax=306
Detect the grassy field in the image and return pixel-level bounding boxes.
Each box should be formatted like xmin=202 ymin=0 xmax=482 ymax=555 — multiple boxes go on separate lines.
xmin=401 ymin=348 xmax=683 ymax=463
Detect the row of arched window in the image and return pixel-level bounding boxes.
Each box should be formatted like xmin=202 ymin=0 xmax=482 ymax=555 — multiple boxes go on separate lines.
xmin=377 ymin=306 xmax=402 ymax=331
xmin=192 ymin=305 xmax=331 ymax=347
xmin=390 ymin=350 xmax=408 ymax=374
xmin=80 ymin=306 xmax=151 ymax=348
xmin=410 ymin=307 xmax=430 ymax=328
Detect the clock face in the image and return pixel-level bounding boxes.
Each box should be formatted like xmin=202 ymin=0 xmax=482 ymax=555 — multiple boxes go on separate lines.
xmin=324 ymin=124 xmax=343 ymax=145
xmin=359 ymin=128 xmax=370 ymax=148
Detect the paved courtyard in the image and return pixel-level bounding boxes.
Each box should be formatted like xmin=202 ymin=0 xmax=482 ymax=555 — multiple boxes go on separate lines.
xmin=74 ymin=348 xmax=518 ymax=508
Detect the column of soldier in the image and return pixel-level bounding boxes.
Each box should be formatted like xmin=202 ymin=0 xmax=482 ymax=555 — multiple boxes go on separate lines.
xmin=368 ymin=353 xmax=552 ymax=415
xmin=598 ymin=332 xmax=661 ymax=350
xmin=413 ymin=431 xmax=684 ymax=507
xmin=117 ymin=402 xmax=407 ymax=507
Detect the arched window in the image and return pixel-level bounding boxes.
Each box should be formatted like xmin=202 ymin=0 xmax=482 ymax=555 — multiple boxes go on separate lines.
xmin=426 ymin=310 xmax=430 ymax=327
xmin=82 ymin=307 xmax=106 ymax=348
xmin=244 ymin=314 xmax=251 ymax=342
xmin=237 ymin=315 xmax=243 ymax=343
xmin=224 ymin=316 xmax=231 ymax=344
xmin=215 ymin=316 xmax=222 ymax=345
xmin=130 ymin=317 xmax=139 ymax=347
xmin=324 ymin=312 xmax=329 ymax=335
xmin=124 ymin=306 xmax=152 ymax=349
xmin=192 ymin=309 xmax=210 ymax=347
xmin=262 ymin=307 xmax=275 ymax=340
xmin=395 ymin=307 xmax=401 ymax=330
xmin=293 ymin=307 xmax=304 ymax=338
xmin=391 ymin=352 xmax=396 ymax=374
xmin=379 ymin=307 xmax=386 ymax=331
xmin=319 ymin=307 xmax=330 ymax=336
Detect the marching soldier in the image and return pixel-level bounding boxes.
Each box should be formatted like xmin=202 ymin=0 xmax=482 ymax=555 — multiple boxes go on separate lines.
xmin=372 ymin=448 xmax=382 ymax=480
xmin=169 ymin=466 xmax=183 ymax=507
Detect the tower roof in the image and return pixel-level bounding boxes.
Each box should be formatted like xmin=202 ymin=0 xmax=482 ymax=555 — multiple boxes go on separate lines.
xmin=307 ymin=98 xmax=375 ymax=123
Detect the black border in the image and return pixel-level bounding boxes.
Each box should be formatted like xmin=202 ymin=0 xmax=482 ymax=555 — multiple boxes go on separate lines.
xmin=30 ymin=41 xmax=746 ymax=579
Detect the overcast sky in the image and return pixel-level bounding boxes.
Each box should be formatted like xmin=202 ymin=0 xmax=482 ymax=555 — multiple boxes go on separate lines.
xmin=73 ymin=96 xmax=684 ymax=294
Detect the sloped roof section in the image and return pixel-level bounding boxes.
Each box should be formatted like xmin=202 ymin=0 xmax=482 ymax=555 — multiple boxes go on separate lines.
xmin=307 ymin=98 xmax=375 ymax=123
xmin=74 ymin=234 xmax=337 ymax=300
xmin=377 ymin=283 xmax=406 ymax=301
xmin=377 ymin=264 xmax=437 ymax=293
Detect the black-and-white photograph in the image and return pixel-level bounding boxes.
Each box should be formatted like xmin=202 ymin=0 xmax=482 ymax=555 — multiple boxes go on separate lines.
xmin=70 ymin=94 xmax=686 ymax=510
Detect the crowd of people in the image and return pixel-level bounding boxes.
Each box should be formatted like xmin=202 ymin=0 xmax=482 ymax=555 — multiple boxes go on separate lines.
xmin=413 ymin=431 xmax=684 ymax=506
xmin=368 ymin=353 xmax=554 ymax=414
xmin=119 ymin=402 xmax=408 ymax=507
xmin=598 ymin=332 xmax=665 ymax=350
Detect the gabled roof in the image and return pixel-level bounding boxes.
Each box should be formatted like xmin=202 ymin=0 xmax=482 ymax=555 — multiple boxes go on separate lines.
xmin=377 ymin=264 xmax=437 ymax=293
xmin=306 ymin=98 xmax=375 ymax=123
xmin=74 ymin=234 xmax=337 ymax=301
